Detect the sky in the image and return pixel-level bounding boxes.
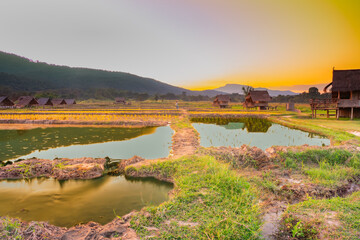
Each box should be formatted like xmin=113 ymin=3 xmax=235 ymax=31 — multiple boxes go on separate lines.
xmin=0 ymin=0 xmax=359 ymax=92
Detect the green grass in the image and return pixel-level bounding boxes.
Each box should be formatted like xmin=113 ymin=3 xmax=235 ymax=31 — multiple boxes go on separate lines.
xmin=280 ymin=149 xmax=352 ymax=166
xmin=126 ymin=156 xmax=262 ymax=239
xmin=0 ymin=217 xmax=23 ymax=240
xmin=304 ymin=161 xmax=360 ymax=187
xmin=279 ymin=192 xmax=360 ymax=239
xmin=281 ymin=149 xmax=360 ymax=187
xmin=270 ymin=116 xmax=360 ymax=144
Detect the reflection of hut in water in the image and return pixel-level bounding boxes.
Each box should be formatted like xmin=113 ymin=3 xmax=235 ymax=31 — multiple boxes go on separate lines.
xmin=0 ymin=96 xmax=14 ymax=108
xmin=213 ymin=95 xmax=231 ymax=108
xmin=244 ymin=91 xmax=272 ymax=110
xmin=37 ymin=98 xmax=53 ymax=106
xmin=244 ymin=118 xmax=272 ymax=132
xmin=16 ymin=96 xmax=38 ymax=108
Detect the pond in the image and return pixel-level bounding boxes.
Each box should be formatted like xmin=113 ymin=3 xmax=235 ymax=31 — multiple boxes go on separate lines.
xmin=0 ymin=126 xmax=174 ymax=162
xmin=0 ymin=176 xmax=173 ymax=227
xmin=192 ymin=118 xmax=330 ymax=150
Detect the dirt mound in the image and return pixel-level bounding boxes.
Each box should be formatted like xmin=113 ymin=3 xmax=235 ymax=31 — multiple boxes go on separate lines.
xmin=0 ymin=213 xmax=139 ymax=240
xmin=0 ymin=158 xmax=106 ymax=180
xmin=201 ymin=145 xmax=270 ymax=169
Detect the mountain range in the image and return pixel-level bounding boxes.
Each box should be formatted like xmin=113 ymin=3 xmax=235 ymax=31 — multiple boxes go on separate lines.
xmin=0 ymin=51 xmax=297 ymax=98
xmin=213 ymin=84 xmax=297 ymax=97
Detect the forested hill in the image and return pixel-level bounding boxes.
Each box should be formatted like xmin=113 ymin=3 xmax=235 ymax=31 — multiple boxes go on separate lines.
xmin=0 ymin=51 xmax=192 ymax=98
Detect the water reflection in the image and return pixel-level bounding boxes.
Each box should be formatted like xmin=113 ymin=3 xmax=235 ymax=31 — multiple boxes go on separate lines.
xmin=192 ymin=120 xmax=330 ymax=150
xmin=0 ymin=126 xmax=174 ymax=162
xmin=191 ymin=117 xmax=272 ymax=132
xmin=0 ymin=176 xmax=173 ymax=227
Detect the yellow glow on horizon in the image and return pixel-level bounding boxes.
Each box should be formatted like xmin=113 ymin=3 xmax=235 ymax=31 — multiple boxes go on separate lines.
xmin=182 ymin=0 xmax=360 ymax=92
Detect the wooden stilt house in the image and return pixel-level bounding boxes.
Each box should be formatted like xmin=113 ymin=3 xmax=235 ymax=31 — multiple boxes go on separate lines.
xmin=213 ymin=95 xmax=231 ymax=108
xmin=326 ymin=69 xmax=360 ymax=119
xmin=244 ymin=90 xmax=272 ymax=110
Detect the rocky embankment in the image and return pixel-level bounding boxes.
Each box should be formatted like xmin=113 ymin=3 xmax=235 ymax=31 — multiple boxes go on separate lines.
xmin=0 ymin=213 xmax=138 ymax=240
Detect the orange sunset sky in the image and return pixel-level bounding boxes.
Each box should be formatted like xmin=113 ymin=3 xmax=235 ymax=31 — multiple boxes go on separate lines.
xmin=1 ymin=0 xmax=359 ymax=92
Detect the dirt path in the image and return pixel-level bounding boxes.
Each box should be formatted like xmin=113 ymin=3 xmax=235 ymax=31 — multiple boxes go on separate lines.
xmin=171 ymin=109 xmax=199 ymax=157
xmin=128 ymin=109 xmax=199 ymax=169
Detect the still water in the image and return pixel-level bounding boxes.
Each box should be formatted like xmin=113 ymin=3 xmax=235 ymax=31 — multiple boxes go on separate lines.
xmin=0 ymin=126 xmax=173 ymax=162
xmin=0 ymin=176 xmax=172 ymax=227
xmin=192 ymin=118 xmax=330 ymax=150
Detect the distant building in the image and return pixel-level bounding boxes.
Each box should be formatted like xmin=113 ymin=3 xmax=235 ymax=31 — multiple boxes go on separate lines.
xmin=324 ymin=69 xmax=360 ymax=119
xmin=65 ymin=99 xmax=76 ymax=105
xmin=0 ymin=96 xmax=14 ymax=108
xmin=37 ymin=98 xmax=53 ymax=106
xmin=213 ymin=95 xmax=231 ymax=108
xmin=244 ymin=90 xmax=272 ymax=110
xmin=16 ymin=96 xmax=38 ymax=108
xmin=52 ymin=99 xmax=67 ymax=106
xmin=115 ymin=97 xmax=127 ymax=105
xmin=286 ymin=103 xmax=295 ymax=111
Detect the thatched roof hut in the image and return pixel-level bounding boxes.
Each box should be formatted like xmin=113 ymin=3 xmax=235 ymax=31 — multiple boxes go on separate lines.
xmin=213 ymin=95 xmax=231 ymax=108
xmin=244 ymin=90 xmax=272 ymax=110
xmin=322 ymin=69 xmax=360 ymax=119
xmin=37 ymin=98 xmax=53 ymax=106
xmin=52 ymin=99 xmax=66 ymax=105
xmin=65 ymin=99 xmax=76 ymax=105
xmin=16 ymin=96 xmax=38 ymax=108
xmin=330 ymin=69 xmax=360 ymax=92
xmin=0 ymin=96 xmax=14 ymax=107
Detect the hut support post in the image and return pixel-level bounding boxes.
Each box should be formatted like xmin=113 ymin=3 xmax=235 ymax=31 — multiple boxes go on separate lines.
xmin=312 ymin=109 xmax=314 ymax=118
xmin=336 ymin=109 xmax=339 ymax=120
xmin=327 ymin=110 xmax=329 ymax=118
xmin=351 ymin=107 xmax=354 ymax=120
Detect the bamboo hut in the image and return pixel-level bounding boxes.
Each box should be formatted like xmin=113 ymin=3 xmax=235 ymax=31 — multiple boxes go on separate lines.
xmin=65 ymin=99 xmax=76 ymax=105
xmin=323 ymin=69 xmax=360 ymax=119
xmin=37 ymin=98 xmax=53 ymax=106
xmin=244 ymin=91 xmax=272 ymax=110
xmin=16 ymin=96 xmax=38 ymax=108
xmin=213 ymin=95 xmax=231 ymax=108
xmin=0 ymin=96 xmax=14 ymax=108
xmin=52 ymin=99 xmax=67 ymax=106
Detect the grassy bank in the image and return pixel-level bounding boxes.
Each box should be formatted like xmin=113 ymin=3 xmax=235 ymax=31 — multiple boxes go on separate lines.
xmin=125 ymin=155 xmax=262 ymax=239
xmin=278 ymin=192 xmax=360 ymax=239
xmin=269 ymin=116 xmax=360 ymax=144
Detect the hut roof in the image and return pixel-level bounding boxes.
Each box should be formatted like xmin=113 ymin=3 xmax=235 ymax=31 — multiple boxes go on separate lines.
xmin=65 ymin=99 xmax=76 ymax=105
xmin=16 ymin=96 xmax=38 ymax=107
xmin=332 ymin=69 xmax=360 ymax=92
xmin=0 ymin=96 xmax=14 ymax=106
xmin=37 ymin=98 xmax=53 ymax=106
xmin=52 ymin=99 xmax=66 ymax=105
xmin=214 ymin=95 xmax=231 ymax=102
xmin=247 ymin=91 xmax=272 ymax=102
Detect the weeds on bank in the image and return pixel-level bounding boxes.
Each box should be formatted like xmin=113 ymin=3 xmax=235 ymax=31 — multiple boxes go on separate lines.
xmin=278 ymin=192 xmax=360 ymax=239
xmin=0 ymin=218 xmax=23 ymax=240
xmin=127 ymin=156 xmax=262 ymax=239
xmin=281 ymin=149 xmax=360 ymax=187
